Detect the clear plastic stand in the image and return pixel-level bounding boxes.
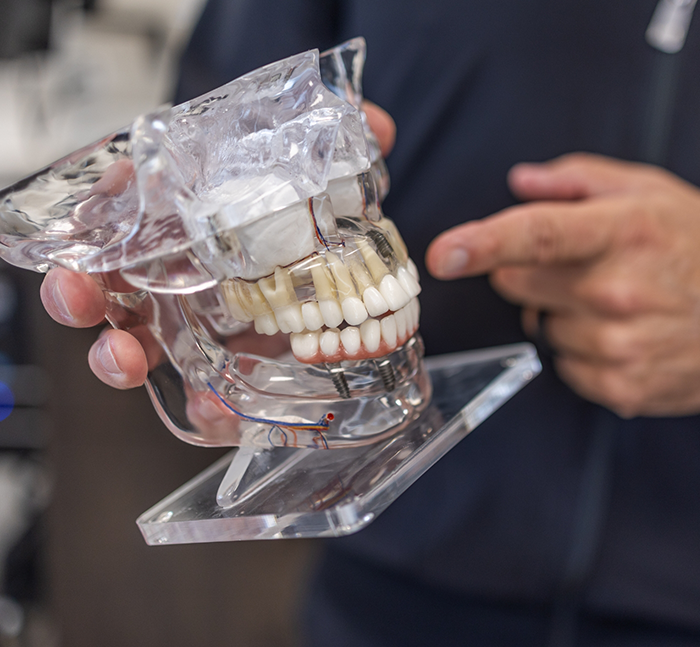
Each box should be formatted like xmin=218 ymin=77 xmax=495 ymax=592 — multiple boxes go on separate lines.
xmin=137 ymin=343 xmax=540 ymax=544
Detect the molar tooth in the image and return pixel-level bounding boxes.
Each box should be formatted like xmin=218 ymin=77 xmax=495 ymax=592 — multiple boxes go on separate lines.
xmin=259 ymin=266 xmax=300 ymax=308
xmin=290 ymin=331 xmax=319 ymax=360
xmin=254 ymin=313 xmax=279 ymax=336
xmin=379 ymin=274 xmax=410 ymax=311
xmin=341 ymin=296 xmax=368 ymax=326
xmin=221 ymin=281 xmax=254 ymax=323
xmin=380 ymin=314 xmax=397 ymax=347
xmin=319 ymin=299 xmax=343 ymax=328
xmin=340 ymin=327 xmax=361 ymax=356
xmin=395 ymin=307 xmax=408 ymax=340
xmin=358 ymin=239 xmax=390 ymax=283
xmin=240 ymin=282 xmax=278 ymax=336
xmin=301 ymin=301 xmax=324 ymax=331
xmin=362 ymin=286 xmax=389 ymax=317
xmin=407 ymin=258 xmax=420 ymax=282
xmin=320 ymin=328 xmax=340 ymax=356
xmin=397 ymin=266 xmax=421 ymax=298
xmin=360 ymin=319 xmax=381 ymax=353
xmin=274 ymin=304 xmax=305 ymax=334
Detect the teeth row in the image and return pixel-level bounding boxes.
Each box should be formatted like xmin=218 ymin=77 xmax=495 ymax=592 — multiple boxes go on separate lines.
xmin=222 ymin=254 xmax=421 ymax=336
xmin=290 ymin=298 xmax=420 ymax=360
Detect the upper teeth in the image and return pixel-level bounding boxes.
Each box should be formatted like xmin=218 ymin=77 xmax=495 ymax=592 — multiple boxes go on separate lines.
xmin=289 ymin=297 xmax=419 ymax=362
xmin=219 ymin=230 xmax=422 ymax=360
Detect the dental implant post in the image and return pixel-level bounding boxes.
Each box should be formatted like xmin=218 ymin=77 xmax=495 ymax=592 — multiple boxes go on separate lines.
xmin=367 ymin=229 xmax=394 ymax=259
xmin=326 ymin=363 xmax=351 ymax=399
xmin=375 ymin=357 xmax=396 ymax=392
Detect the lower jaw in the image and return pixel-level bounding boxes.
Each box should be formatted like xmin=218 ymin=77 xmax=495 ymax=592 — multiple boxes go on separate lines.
xmin=292 ymin=325 xmax=417 ymax=364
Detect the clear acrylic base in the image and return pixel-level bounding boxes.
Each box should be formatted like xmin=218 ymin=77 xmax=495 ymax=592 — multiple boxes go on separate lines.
xmin=137 ymin=343 xmax=541 ymax=544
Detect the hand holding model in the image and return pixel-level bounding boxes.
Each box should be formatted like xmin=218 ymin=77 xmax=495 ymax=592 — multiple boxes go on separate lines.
xmin=427 ymin=153 xmax=700 ymax=417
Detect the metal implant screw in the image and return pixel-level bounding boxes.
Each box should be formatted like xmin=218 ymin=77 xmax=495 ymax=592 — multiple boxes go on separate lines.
xmin=375 ymin=358 xmax=396 ymax=392
xmin=326 ymin=363 xmax=351 ymax=399
xmin=367 ymin=229 xmax=394 ymax=259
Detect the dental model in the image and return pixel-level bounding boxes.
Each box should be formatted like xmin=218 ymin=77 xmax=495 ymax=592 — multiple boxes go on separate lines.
xmin=0 ymin=38 xmax=431 ymax=450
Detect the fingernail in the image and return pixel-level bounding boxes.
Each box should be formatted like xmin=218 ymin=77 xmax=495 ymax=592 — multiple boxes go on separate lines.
xmin=51 ymin=275 xmax=75 ymax=324
xmin=438 ymin=248 xmax=469 ymax=278
xmin=94 ymin=337 xmax=122 ymax=376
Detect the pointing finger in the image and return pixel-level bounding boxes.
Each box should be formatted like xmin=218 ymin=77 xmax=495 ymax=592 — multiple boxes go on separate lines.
xmin=426 ymin=200 xmax=615 ymax=279
xmin=508 ymin=153 xmax=671 ymax=202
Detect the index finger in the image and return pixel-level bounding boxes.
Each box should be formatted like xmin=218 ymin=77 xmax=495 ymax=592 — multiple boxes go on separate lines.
xmin=425 ymin=200 xmax=616 ymax=279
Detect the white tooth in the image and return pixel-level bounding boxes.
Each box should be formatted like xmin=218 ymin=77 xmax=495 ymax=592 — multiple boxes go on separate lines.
xmin=221 ymin=281 xmax=254 ymax=322
xmin=379 ymin=274 xmax=410 ymax=311
xmin=302 ymin=301 xmax=324 ymax=331
xmin=411 ymin=298 xmax=421 ymax=329
xmin=378 ymin=217 xmax=409 ymax=263
xmin=397 ymin=266 xmax=421 ymax=298
xmin=319 ymin=299 xmax=343 ymax=328
xmin=274 ymin=304 xmax=305 ymax=333
xmin=360 ymin=318 xmax=381 ymax=353
xmin=342 ymin=296 xmax=368 ymax=325
xmin=310 ymin=258 xmax=336 ymax=300
xmin=358 ymin=239 xmax=389 ymax=283
xmin=407 ymin=258 xmax=420 ymax=282
xmin=290 ymin=331 xmax=319 ymax=360
xmin=259 ymin=266 xmax=298 ymax=309
xmin=326 ymin=251 xmax=358 ymax=300
xmin=362 ymin=286 xmax=389 ymax=317
xmin=401 ymin=303 xmax=416 ymax=337
xmin=320 ymin=328 xmax=340 ymax=356
xmin=395 ymin=307 xmax=408 ymax=340
xmin=254 ymin=313 xmax=279 ymax=336
xmin=405 ymin=299 xmax=415 ymax=331
xmin=380 ymin=314 xmax=397 ymax=348
xmin=242 ymin=282 xmax=275 ymax=319
xmin=349 ymin=255 xmax=374 ymax=291
xmin=340 ymin=326 xmax=361 ymax=356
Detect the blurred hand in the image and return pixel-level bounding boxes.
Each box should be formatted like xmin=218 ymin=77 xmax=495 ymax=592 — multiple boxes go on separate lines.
xmin=39 ymin=102 xmax=397 ymax=390
xmin=426 ymin=153 xmax=700 ymax=417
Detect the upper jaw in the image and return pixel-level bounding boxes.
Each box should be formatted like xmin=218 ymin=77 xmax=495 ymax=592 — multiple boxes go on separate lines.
xmin=220 ymin=217 xmax=422 ymax=364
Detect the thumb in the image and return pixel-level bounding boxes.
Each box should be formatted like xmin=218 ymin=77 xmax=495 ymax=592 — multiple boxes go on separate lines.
xmin=508 ymin=152 xmax=662 ymax=201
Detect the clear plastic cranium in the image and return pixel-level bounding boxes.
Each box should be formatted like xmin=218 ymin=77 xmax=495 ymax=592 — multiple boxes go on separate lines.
xmin=0 ymin=38 xmax=430 ymax=451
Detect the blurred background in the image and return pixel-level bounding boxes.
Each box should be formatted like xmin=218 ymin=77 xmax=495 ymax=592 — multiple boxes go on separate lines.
xmin=0 ymin=1 xmax=318 ymax=645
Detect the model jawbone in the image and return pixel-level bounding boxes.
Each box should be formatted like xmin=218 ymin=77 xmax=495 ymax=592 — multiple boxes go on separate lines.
xmin=0 ymin=38 xmax=430 ymax=449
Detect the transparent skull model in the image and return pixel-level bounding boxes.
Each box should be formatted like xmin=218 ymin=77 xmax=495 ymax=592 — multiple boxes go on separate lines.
xmin=0 ymin=38 xmax=430 ymax=451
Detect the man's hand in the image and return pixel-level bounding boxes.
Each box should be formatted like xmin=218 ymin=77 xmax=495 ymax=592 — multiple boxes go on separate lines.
xmin=426 ymin=153 xmax=700 ymax=418
xmin=39 ymin=102 xmax=397 ymax=390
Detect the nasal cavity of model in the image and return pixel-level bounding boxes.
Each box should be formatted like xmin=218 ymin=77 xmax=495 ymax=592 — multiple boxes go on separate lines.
xmin=221 ymin=234 xmax=421 ymax=363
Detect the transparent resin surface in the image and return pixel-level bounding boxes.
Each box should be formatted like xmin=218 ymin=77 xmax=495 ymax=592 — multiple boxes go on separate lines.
xmin=137 ymin=344 xmax=541 ymax=544
xmin=0 ymin=38 xmax=429 ymax=449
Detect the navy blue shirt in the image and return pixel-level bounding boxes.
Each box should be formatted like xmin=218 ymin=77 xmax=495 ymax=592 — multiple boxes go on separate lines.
xmin=177 ymin=0 xmax=700 ymax=636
